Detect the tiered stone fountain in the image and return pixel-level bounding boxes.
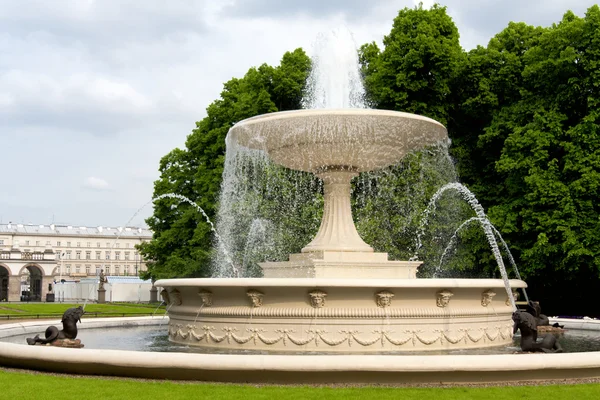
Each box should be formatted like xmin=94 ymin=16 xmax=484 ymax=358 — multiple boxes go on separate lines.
xmin=156 ymin=108 xmax=526 ymax=352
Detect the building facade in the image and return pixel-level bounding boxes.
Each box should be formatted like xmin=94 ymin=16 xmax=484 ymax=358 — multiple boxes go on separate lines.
xmin=0 ymin=223 xmax=152 ymax=302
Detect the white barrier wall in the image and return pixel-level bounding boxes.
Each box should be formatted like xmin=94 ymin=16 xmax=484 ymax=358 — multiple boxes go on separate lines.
xmin=54 ymin=277 xmax=152 ymax=303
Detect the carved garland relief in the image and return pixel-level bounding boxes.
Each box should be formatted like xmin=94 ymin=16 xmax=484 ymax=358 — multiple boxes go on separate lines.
xmin=168 ymin=323 xmax=514 ymax=348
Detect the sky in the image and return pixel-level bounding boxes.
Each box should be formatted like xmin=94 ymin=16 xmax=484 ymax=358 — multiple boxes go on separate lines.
xmin=1 ymin=0 xmax=597 ymax=228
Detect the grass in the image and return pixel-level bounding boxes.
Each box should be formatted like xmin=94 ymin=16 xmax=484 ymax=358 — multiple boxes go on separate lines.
xmin=0 ymin=303 xmax=165 ymax=318
xmin=1 ymin=369 xmax=599 ymax=400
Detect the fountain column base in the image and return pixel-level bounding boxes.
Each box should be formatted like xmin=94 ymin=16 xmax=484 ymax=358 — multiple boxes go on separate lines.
xmin=260 ymin=252 xmax=422 ymax=279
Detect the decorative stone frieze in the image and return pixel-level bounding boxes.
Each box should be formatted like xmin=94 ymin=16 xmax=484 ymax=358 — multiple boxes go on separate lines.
xmin=436 ymin=289 xmax=453 ymax=308
xmin=170 ymin=289 xmax=182 ymax=306
xmin=160 ymin=289 xmax=170 ymax=305
xmin=247 ymin=289 xmax=264 ymax=308
xmin=506 ymin=290 xmax=519 ymax=306
xmin=169 ymin=323 xmax=514 ymax=348
xmin=481 ymin=289 xmax=496 ymax=307
xmin=198 ymin=289 xmax=213 ymax=307
xmin=375 ymin=290 xmax=394 ymax=308
xmin=308 ymin=289 xmax=327 ymax=308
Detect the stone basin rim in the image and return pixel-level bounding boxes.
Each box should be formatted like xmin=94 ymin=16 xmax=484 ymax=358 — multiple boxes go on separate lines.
xmin=155 ymin=278 xmax=527 ymax=289
xmin=231 ymin=108 xmax=447 ymax=129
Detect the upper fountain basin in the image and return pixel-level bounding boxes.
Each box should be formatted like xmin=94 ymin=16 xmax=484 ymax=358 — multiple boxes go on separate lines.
xmin=229 ymin=109 xmax=448 ymax=173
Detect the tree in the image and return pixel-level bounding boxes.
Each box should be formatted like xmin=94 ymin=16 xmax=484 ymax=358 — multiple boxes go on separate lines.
xmin=361 ymin=3 xmax=463 ymax=125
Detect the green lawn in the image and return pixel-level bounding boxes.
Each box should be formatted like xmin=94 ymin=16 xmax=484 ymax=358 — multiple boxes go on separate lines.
xmin=0 ymin=303 xmax=165 ymax=318
xmin=1 ymin=369 xmax=599 ymax=400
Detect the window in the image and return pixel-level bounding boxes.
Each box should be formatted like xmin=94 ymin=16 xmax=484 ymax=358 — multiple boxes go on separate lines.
xmin=56 ymin=241 xmax=61 ymax=247
xmin=66 ymin=265 xmax=71 ymax=274
xmin=66 ymin=251 xmax=72 ymax=259
xmin=125 ymin=252 xmax=130 ymax=261
xmin=76 ymin=251 xmax=81 ymax=260
xmin=87 ymin=242 xmax=91 ymax=247
xmin=85 ymin=265 xmax=91 ymax=275
xmin=115 ymin=266 xmax=120 ymax=276
xmin=76 ymin=265 xmax=80 ymax=274
xmin=35 ymin=241 xmax=40 ymax=246
xmin=106 ymin=242 xmax=110 ymax=248
xmin=0 ymin=240 xmax=4 ymax=245
xmin=115 ymin=252 xmax=120 ymax=260
xmin=95 ymin=267 xmax=101 ymax=275
xmin=77 ymin=242 xmax=81 ymax=247
xmin=46 ymin=241 xmax=50 ymax=246
xmin=124 ymin=266 xmax=129 ymax=276
xmin=56 ymin=252 xmax=61 ymax=260
xmin=105 ymin=252 xmax=110 ymax=260
xmin=96 ymin=251 xmax=101 ymax=260
xmin=67 ymin=242 xmax=71 ymax=247
xmin=25 ymin=240 xmax=30 ymax=246
xmin=97 ymin=242 xmax=101 ymax=248
xmin=85 ymin=251 xmax=91 ymax=260
xmin=115 ymin=243 xmax=120 ymax=248
xmin=134 ymin=253 xmax=139 ymax=261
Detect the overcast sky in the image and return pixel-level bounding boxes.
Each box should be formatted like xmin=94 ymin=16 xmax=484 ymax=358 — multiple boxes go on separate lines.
xmin=1 ymin=0 xmax=596 ymax=228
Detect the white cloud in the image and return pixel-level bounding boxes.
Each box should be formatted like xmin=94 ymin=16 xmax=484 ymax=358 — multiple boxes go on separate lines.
xmin=83 ymin=177 xmax=110 ymax=191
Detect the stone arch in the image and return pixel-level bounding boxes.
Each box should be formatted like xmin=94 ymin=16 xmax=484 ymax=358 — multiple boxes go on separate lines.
xmin=0 ymin=264 xmax=9 ymax=302
xmin=20 ymin=264 xmax=44 ymax=301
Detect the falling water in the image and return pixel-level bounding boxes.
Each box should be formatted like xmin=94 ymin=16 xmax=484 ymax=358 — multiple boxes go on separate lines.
xmin=241 ymin=218 xmax=274 ymax=277
xmin=413 ymin=183 xmax=517 ymax=310
xmin=152 ymin=300 xmax=166 ymax=317
xmin=194 ymin=304 xmax=205 ymax=324
xmin=302 ymin=27 xmax=368 ymax=109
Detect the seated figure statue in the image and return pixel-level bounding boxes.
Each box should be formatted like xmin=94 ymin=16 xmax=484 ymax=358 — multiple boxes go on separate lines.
xmin=525 ymin=300 xmax=550 ymax=326
xmin=26 ymin=306 xmax=85 ymax=347
xmin=512 ymin=311 xmax=562 ymax=353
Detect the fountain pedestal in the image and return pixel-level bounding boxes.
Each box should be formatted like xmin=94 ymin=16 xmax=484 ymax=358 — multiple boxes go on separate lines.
xmin=261 ymin=252 xmax=421 ymax=279
xmin=261 ymin=168 xmax=421 ymax=278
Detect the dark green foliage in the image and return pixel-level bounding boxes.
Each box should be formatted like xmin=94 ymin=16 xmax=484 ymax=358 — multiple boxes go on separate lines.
xmin=448 ymin=6 xmax=600 ymax=314
xmin=360 ymin=3 xmax=463 ymax=125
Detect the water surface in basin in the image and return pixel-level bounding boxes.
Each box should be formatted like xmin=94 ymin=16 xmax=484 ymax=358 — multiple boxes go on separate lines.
xmin=3 ymin=325 xmax=600 ymax=355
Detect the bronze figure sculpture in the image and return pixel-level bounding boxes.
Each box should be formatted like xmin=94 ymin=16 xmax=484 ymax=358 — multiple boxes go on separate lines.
xmin=26 ymin=306 xmax=85 ymax=347
xmin=512 ymin=311 xmax=562 ymax=353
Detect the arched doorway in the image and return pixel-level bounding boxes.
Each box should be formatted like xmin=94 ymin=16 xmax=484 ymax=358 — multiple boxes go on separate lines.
xmin=0 ymin=265 xmax=8 ymax=302
xmin=20 ymin=265 xmax=43 ymax=302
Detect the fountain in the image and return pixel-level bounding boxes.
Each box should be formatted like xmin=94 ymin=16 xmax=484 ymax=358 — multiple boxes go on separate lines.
xmin=2 ymin=28 xmax=599 ymax=385
xmin=155 ymin=29 xmax=526 ymax=353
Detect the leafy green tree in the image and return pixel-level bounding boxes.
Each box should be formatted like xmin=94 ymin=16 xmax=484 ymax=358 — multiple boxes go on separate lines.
xmin=360 ymin=3 xmax=463 ymax=125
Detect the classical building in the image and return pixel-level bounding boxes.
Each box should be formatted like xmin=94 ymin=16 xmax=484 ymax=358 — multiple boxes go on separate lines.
xmin=0 ymin=223 xmax=152 ymax=302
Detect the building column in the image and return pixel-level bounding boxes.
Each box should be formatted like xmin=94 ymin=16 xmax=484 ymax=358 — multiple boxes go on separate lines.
xmin=8 ymin=275 xmax=21 ymax=302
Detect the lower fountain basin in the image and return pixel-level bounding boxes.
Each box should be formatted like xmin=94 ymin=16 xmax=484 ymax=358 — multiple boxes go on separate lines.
xmin=155 ymin=278 xmax=527 ymax=353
